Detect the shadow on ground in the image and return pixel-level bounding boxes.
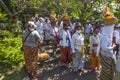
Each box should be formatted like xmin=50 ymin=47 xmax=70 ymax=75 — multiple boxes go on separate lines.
xmin=37 ymin=58 xmax=98 ymax=80
xmin=0 ymin=65 xmax=24 ymax=80
xmin=0 ymin=44 xmax=100 ymax=80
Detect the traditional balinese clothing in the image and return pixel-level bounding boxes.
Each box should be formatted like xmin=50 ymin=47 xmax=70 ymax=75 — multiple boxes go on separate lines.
xmin=50 ymin=25 xmax=59 ymax=41
xmin=43 ymin=22 xmax=51 ymax=41
xmin=113 ymin=36 xmax=120 ymax=80
xmin=71 ymin=32 xmax=84 ymax=71
xmin=99 ymin=6 xmax=117 ymax=80
xmin=84 ymin=23 xmax=93 ymax=40
xmin=23 ymin=45 xmax=38 ymax=77
xmin=113 ymin=29 xmax=120 ymax=80
xmin=90 ymin=34 xmax=100 ymax=71
xmin=50 ymin=25 xmax=59 ymax=55
xmin=59 ymin=28 xmax=72 ymax=64
xmin=23 ymin=27 xmax=41 ymax=78
xmin=113 ymin=29 xmax=118 ymax=44
xmin=100 ymin=25 xmax=116 ymax=80
xmin=84 ymin=22 xmax=93 ymax=54
xmin=70 ymin=23 xmax=76 ymax=36
xmin=113 ymin=24 xmax=120 ymax=55
xmin=35 ymin=20 xmax=44 ymax=43
xmin=100 ymin=54 xmax=115 ymax=80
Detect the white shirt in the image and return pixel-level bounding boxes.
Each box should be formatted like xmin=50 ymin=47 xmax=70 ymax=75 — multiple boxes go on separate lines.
xmin=115 ymin=30 xmax=120 ymax=72
xmin=90 ymin=34 xmax=100 ymax=56
xmin=59 ymin=29 xmax=72 ymax=47
xmin=35 ymin=21 xmax=44 ymax=35
xmin=35 ymin=21 xmax=44 ymax=43
xmin=43 ymin=22 xmax=51 ymax=31
xmin=101 ymin=25 xmax=114 ymax=38
xmin=84 ymin=24 xmax=93 ymax=34
xmin=114 ymin=30 xmax=120 ymax=44
xmin=50 ymin=26 xmax=59 ymax=40
xmin=100 ymin=35 xmax=114 ymax=58
xmin=72 ymin=32 xmax=84 ymax=53
xmin=43 ymin=22 xmax=51 ymax=40
xmin=100 ymin=25 xmax=115 ymax=58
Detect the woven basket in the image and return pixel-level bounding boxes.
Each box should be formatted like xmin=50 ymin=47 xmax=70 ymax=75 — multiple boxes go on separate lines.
xmin=103 ymin=17 xmax=117 ymax=25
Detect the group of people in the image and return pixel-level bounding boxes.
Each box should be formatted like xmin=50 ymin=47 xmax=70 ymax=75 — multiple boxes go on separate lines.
xmin=22 ymin=6 xmax=120 ymax=80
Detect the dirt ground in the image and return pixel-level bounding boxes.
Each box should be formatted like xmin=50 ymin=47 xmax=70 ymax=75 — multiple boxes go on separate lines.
xmin=23 ymin=45 xmax=100 ymax=80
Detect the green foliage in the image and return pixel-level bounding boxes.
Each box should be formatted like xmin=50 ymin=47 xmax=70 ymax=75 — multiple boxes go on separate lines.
xmin=114 ymin=10 xmax=120 ymax=23
xmin=4 ymin=0 xmax=120 ymax=25
xmin=0 ymin=9 xmax=7 ymax=21
xmin=0 ymin=30 xmax=14 ymax=37
xmin=0 ymin=30 xmax=24 ymax=68
xmin=0 ymin=13 xmax=7 ymax=21
xmin=1 ymin=21 xmax=23 ymax=33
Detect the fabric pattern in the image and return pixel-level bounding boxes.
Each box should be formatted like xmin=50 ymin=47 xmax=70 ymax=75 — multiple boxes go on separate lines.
xmin=100 ymin=54 xmax=115 ymax=80
xmin=23 ymin=45 xmax=38 ymax=78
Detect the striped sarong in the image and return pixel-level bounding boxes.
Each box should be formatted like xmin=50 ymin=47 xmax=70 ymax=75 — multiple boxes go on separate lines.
xmin=100 ymin=54 xmax=115 ymax=80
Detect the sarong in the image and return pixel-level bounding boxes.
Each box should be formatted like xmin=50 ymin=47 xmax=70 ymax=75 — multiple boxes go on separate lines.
xmin=91 ymin=52 xmax=100 ymax=70
xmin=100 ymin=54 xmax=115 ymax=80
xmin=60 ymin=46 xmax=71 ymax=63
xmin=23 ymin=45 xmax=38 ymax=78
xmin=73 ymin=49 xmax=84 ymax=71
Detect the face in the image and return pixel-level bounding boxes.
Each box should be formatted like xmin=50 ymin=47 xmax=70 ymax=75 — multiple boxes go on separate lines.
xmin=94 ymin=28 xmax=99 ymax=34
xmin=63 ymin=23 xmax=68 ymax=30
xmin=76 ymin=27 xmax=81 ymax=33
xmin=76 ymin=27 xmax=81 ymax=31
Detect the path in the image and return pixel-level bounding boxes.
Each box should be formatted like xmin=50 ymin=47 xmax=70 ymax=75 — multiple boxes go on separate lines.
xmin=23 ymin=44 xmax=100 ymax=80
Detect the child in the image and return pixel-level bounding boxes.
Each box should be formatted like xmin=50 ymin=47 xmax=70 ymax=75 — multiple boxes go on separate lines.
xmin=90 ymin=27 xmax=100 ymax=72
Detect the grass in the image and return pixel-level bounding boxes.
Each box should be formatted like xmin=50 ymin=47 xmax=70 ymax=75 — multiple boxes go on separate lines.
xmin=0 ymin=63 xmax=24 ymax=80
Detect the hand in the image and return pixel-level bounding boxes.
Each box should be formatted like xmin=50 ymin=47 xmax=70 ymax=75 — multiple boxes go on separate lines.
xmin=112 ymin=43 xmax=116 ymax=49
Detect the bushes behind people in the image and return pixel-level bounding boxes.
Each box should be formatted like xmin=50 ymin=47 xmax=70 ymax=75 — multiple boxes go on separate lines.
xmin=0 ymin=30 xmax=24 ymax=68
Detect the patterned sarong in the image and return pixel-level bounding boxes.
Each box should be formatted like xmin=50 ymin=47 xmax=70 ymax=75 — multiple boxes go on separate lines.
xmin=23 ymin=45 xmax=38 ymax=78
xmin=60 ymin=46 xmax=71 ymax=63
xmin=100 ymin=54 xmax=115 ymax=80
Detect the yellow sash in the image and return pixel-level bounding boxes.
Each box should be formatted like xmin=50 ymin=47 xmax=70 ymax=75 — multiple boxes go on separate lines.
xmin=81 ymin=45 xmax=84 ymax=55
xmin=75 ymin=44 xmax=84 ymax=55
